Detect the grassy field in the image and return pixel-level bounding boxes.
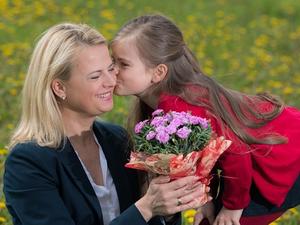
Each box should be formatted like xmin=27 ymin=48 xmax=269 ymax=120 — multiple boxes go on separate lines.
xmin=0 ymin=0 xmax=300 ymax=224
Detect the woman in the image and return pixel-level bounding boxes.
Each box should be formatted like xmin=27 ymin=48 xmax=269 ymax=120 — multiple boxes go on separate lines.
xmin=3 ymin=23 xmax=208 ymax=225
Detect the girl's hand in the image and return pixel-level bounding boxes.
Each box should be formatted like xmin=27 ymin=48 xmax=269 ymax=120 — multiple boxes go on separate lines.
xmin=135 ymin=175 xmax=210 ymax=221
xmin=193 ymin=201 xmax=215 ymax=225
xmin=213 ymin=206 xmax=243 ymax=225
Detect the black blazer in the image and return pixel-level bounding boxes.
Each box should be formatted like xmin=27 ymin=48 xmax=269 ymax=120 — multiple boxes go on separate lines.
xmin=3 ymin=121 xmax=164 ymax=225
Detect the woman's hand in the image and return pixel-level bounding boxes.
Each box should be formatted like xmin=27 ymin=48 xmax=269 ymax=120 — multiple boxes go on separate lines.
xmin=135 ymin=175 xmax=210 ymax=222
xmin=193 ymin=201 xmax=215 ymax=225
xmin=213 ymin=206 xmax=243 ymax=225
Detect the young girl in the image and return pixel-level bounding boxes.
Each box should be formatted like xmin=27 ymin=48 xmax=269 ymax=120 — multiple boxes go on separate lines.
xmin=111 ymin=14 xmax=300 ymax=225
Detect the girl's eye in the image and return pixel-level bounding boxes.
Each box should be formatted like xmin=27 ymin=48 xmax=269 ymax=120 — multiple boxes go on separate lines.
xmin=119 ymin=62 xmax=129 ymax=67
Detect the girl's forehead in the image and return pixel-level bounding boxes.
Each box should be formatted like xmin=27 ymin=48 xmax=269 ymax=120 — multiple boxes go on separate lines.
xmin=113 ymin=39 xmax=139 ymax=56
xmin=113 ymin=35 xmax=136 ymax=48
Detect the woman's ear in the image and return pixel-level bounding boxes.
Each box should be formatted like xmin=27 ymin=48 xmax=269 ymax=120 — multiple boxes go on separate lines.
xmin=152 ymin=64 xmax=168 ymax=83
xmin=51 ymin=79 xmax=67 ymax=100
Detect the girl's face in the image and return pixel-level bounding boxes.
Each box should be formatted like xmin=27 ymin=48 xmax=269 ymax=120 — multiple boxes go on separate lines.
xmin=61 ymin=44 xmax=117 ymax=117
xmin=112 ymin=39 xmax=155 ymax=97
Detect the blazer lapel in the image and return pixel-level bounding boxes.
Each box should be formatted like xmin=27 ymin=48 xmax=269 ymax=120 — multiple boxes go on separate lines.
xmin=93 ymin=123 xmax=134 ymax=212
xmin=58 ymin=139 xmax=104 ymax=225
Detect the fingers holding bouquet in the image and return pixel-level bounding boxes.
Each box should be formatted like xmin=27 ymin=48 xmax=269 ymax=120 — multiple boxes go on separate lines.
xmin=141 ymin=175 xmax=211 ymax=217
xmin=170 ymin=176 xmax=213 ymax=211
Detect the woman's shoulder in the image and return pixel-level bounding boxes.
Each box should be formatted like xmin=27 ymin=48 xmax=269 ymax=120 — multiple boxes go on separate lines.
xmin=7 ymin=141 xmax=59 ymax=165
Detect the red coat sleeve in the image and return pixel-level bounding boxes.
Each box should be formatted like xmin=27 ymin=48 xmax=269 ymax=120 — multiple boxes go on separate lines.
xmin=158 ymin=94 xmax=252 ymax=209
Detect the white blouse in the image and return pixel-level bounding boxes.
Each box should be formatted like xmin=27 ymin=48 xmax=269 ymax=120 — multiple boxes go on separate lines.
xmin=75 ymin=136 xmax=120 ymax=225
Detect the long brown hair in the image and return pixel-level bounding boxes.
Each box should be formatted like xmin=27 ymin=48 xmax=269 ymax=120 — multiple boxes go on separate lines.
xmin=112 ymin=14 xmax=286 ymax=145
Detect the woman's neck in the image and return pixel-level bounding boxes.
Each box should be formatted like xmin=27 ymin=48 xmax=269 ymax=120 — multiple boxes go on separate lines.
xmin=61 ymin=109 xmax=95 ymax=138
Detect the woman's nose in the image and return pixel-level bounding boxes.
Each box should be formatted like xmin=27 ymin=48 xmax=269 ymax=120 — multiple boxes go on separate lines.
xmin=104 ymin=71 xmax=117 ymax=87
xmin=114 ymin=64 xmax=120 ymax=76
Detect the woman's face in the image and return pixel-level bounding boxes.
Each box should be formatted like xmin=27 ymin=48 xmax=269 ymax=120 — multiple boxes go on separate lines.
xmin=63 ymin=44 xmax=116 ymax=117
xmin=111 ymin=39 xmax=154 ymax=97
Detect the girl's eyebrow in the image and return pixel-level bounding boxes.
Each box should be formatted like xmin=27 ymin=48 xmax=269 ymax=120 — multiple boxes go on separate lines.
xmin=116 ymin=57 xmax=131 ymax=63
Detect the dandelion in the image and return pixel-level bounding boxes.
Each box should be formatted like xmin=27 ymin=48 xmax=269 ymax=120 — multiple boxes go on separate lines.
xmin=0 ymin=201 xmax=6 ymax=209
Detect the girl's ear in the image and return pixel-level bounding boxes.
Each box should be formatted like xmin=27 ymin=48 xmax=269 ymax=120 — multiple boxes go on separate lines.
xmin=152 ymin=64 xmax=168 ymax=83
xmin=51 ymin=79 xmax=67 ymax=100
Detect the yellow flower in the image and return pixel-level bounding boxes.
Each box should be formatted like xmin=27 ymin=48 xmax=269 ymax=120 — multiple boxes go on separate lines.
xmin=216 ymin=10 xmax=224 ymax=18
xmin=187 ymin=217 xmax=194 ymax=224
xmin=289 ymin=207 xmax=299 ymax=215
xmin=9 ymin=88 xmax=18 ymax=96
xmin=183 ymin=209 xmax=196 ymax=218
xmin=0 ymin=217 xmax=6 ymax=222
xmin=204 ymin=66 xmax=213 ymax=76
xmin=0 ymin=22 xmax=5 ymax=30
xmin=267 ymin=80 xmax=282 ymax=89
xmin=0 ymin=149 xmax=8 ymax=155
xmin=0 ymin=0 xmax=7 ymax=12
xmin=1 ymin=44 xmax=14 ymax=57
xmin=187 ymin=15 xmax=197 ymax=23
xmin=0 ymin=202 xmax=6 ymax=209
xmin=282 ymin=86 xmax=293 ymax=95
xmin=293 ymin=76 xmax=300 ymax=84
xmin=100 ymin=0 xmax=109 ymax=6
xmin=100 ymin=9 xmax=115 ymax=21
xmin=6 ymin=123 xmax=14 ymax=130
xmin=255 ymin=34 xmax=269 ymax=47
xmin=246 ymin=57 xmax=256 ymax=68
xmin=33 ymin=1 xmax=45 ymax=17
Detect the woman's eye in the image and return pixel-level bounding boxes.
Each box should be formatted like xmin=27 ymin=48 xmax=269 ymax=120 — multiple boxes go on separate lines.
xmin=108 ymin=67 xmax=115 ymax=72
xmin=91 ymin=75 xmax=100 ymax=79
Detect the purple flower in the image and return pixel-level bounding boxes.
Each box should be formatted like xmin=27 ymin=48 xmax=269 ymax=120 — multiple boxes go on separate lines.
xmin=164 ymin=113 xmax=173 ymax=122
xmin=155 ymin=126 xmax=166 ymax=133
xmin=198 ymin=118 xmax=208 ymax=128
xmin=170 ymin=118 xmax=183 ymax=128
xmin=172 ymin=112 xmax=189 ymax=124
xmin=146 ymin=131 xmax=156 ymax=140
xmin=152 ymin=109 xmax=164 ymax=116
xmin=189 ymin=115 xmax=200 ymax=125
xmin=165 ymin=124 xmax=177 ymax=134
xmin=150 ymin=116 xmax=165 ymax=127
xmin=156 ymin=131 xmax=170 ymax=144
xmin=176 ymin=127 xmax=192 ymax=139
xmin=134 ymin=120 xmax=148 ymax=134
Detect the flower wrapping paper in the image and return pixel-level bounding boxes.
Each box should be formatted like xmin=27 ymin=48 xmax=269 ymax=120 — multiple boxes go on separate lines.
xmin=125 ymin=136 xmax=231 ymax=183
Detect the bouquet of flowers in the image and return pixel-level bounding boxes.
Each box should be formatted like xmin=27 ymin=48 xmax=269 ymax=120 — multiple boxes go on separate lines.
xmin=126 ymin=109 xmax=231 ymax=185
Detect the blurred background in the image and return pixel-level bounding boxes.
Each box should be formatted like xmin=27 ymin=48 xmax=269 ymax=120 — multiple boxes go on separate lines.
xmin=0 ymin=0 xmax=299 ymax=224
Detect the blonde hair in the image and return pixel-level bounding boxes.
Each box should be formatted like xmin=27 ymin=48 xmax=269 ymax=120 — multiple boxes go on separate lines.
xmin=9 ymin=23 xmax=106 ymax=149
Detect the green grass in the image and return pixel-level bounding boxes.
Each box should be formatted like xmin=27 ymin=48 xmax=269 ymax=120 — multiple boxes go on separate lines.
xmin=0 ymin=0 xmax=299 ymax=224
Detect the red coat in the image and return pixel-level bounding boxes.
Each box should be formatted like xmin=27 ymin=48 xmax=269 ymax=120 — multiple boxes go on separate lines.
xmin=158 ymin=93 xmax=300 ymax=209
